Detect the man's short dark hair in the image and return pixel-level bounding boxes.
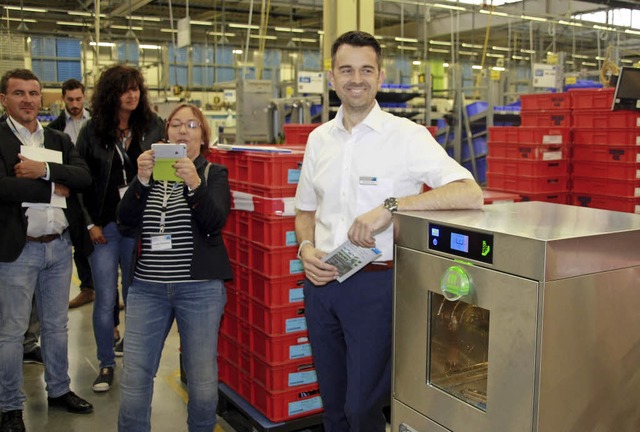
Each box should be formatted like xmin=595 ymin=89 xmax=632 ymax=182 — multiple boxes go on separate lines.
xmin=330 ymin=31 xmax=383 ymax=70
xmin=62 ymin=78 xmax=85 ymax=96
xmin=0 ymin=69 xmax=41 ymax=94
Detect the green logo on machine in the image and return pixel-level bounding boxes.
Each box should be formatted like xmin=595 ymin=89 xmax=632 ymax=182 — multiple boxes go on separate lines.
xmin=440 ymin=265 xmax=471 ymax=300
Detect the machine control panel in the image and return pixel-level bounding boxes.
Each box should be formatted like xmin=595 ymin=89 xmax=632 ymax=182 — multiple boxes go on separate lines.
xmin=428 ymin=223 xmax=494 ymax=264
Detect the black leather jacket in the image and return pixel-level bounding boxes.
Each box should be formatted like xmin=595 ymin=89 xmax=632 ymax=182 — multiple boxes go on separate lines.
xmin=76 ymin=114 xmax=164 ymax=227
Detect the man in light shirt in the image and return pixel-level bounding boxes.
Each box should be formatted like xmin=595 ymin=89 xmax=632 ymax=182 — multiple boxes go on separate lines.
xmin=47 ymin=78 xmax=95 ymax=309
xmin=0 ymin=68 xmax=94 ymax=431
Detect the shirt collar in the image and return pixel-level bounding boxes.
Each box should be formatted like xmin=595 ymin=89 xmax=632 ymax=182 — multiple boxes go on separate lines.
xmin=331 ymin=101 xmax=385 ymax=134
xmin=65 ymin=108 xmax=89 ymax=122
xmin=8 ymin=115 xmax=44 ymax=136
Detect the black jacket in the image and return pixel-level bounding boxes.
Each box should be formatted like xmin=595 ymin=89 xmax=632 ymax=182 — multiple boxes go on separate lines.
xmin=47 ymin=111 xmax=67 ymax=132
xmin=0 ymin=122 xmax=93 ymax=262
xmin=76 ymin=114 xmax=164 ymax=227
xmin=117 ymin=156 xmax=233 ymax=284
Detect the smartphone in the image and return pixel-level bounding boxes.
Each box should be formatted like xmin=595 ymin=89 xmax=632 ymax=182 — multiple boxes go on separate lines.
xmin=151 ymin=143 xmax=187 ymax=181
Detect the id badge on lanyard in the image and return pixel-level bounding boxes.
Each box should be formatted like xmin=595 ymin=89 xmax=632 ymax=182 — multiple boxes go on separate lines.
xmin=151 ymin=181 xmax=177 ymax=251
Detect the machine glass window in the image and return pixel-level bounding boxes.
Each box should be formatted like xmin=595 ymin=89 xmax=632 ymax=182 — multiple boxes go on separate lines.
xmin=428 ymin=293 xmax=490 ymax=411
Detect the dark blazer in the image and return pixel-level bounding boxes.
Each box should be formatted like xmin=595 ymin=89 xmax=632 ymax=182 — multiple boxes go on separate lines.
xmin=117 ymin=155 xmax=233 ymax=283
xmin=47 ymin=111 xmax=67 ymax=132
xmin=0 ymin=122 xmax=93 ymax=262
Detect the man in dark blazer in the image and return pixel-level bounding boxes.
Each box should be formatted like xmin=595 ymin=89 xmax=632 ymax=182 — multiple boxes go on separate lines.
xmin=0 ymin=69 xmax=94 ymax=431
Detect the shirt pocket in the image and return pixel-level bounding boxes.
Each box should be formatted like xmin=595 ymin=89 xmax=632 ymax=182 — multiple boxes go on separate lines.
xmin=356 ymin=177 xmax=394 ymax=215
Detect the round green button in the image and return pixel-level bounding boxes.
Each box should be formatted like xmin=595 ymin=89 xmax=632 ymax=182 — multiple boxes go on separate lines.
xmin=440 ymin=265 xmax=471 ymax=300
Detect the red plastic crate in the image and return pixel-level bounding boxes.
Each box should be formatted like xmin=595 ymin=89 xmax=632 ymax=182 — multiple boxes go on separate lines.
xmin=251 ymin=382 xmax=323 ymax=423
xmin=482 ymin=189 xmax=521 ymax=204
xmin=489 ymin=126 xmax=570 ymax=145
xmin=209 ymin=149 xmax=240 ymax=181
xmin=284 ymin=124 xmax=320 ymax=145
xmin=426 ymin=126 xmax=437 ymax=136
xmin=237 ymin=370 xmax=253 ymax=403
xmin=218 ymin=356 xmax=239 ymax=390
xmin=252 ymin=356 xmax=317 ymax=392
xmin=248 ymin=183 xmax=298 ymax=199
xmin=223 ymin=211 xmax=238 ymax=236
xmin=572 ymin=128 xmax=640 ymax=146
xmin=238 ymin=346 xmax=252 ymax=375
xmin=251 ymin=244 xmax=304 ymax=278
xmin=569 ymin=88 xmax=615 ymax=110
xmin=486 ymin=173 xmax=569 ymax=193
xmin=225 ymin=286 xmax=239 ymax=316
xmin=520 ymin=92 xmax=571 ymax=111
xmin=520 ymin=110 xmax=572 ymax=127
xmin=572 ymin=176 xmax=640 ymax=198
xmin=571 ymin=193 xmax=640 ymax=213
xmin=572 ymin=110 xmax=640 ymax=128
xmin=250 ymin=214 xmax=297 ymax=248
xmin=572 ymin=160 xmax=640 ymax=180
xmin=252 ymin=329 xmax=312 ymax=363
xmin=247 ymin=152 xmax=304 ymax=188
xmin=220 ymin=311 xmax=239 ymax=340
xmin=223 ymin=233 xmax=238 ymax=262
xmin=518 ymin=191 xmax=569 ymax=204
xmin=572 ymin=145 xmax=640 ymax=163
xmin=218 ymin=332 xmax=239 ymax=364
xmin=251 ymin=302 xmax=307 ymax=335
xmin=487 ymin=158 xmax=568 ymax=177
xmin=238 ymin=318 xmax=252 ymax=347
xmin=252 ymin=195 xmax=294 ymax=217
xmin=250 ymin=272 xmax=305 ymax=307
xmin=234 ymin=264 xmax=251 ymax=293
xmin=488 ymin=142 xmax=565 ymax=161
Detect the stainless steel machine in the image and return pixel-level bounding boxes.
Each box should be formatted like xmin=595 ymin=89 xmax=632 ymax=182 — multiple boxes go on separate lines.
xmin=392 ymin=201 xmax=640 ymax=432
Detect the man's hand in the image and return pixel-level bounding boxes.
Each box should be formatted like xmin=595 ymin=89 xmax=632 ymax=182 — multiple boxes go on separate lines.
xmin=299 ymin=245 xmax=339 ymax=286
xmin=89 ymin=225 xmax=107 ymax=245
xmin=15 ymin=154 xmax=46 ymax=179
xmin=347 ymin=205 xmax=393 ymax=248
xmin=53 ymin=183 xmax=70 ymax=197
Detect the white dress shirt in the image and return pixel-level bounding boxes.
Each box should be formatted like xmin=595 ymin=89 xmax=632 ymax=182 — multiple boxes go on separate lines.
xmin=63 ymin=108 xmax=90 ymax=145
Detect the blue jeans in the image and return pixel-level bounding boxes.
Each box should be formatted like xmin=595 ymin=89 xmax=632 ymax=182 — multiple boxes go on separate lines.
xmin=90 ymin=222 xmax=135 ymax=369
xmin=0 ymin=233 xmax=73 ymax=411
xmin=118 ymin=278 xmax=226 ymax=432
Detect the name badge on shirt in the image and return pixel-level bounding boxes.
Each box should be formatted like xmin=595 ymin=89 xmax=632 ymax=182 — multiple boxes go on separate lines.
xmin=151 ymin=233 xmax=172 ymax=251
xmin=118 ymin=185 xmax=129 ymax=199
xmin=359 ymin=176 xmax=378 ymax=186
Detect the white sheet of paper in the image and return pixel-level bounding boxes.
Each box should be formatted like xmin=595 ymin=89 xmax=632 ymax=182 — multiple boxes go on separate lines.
xmin=20 ymin=146 xmax=67 ymax=209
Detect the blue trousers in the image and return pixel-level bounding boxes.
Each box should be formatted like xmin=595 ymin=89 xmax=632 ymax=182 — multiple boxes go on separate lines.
xmin=303 ymin=269 xmax=393 ymax=432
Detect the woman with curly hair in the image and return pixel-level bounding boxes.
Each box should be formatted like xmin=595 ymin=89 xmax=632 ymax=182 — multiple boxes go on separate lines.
xmin=76 ymin=64 xmax=164 ymax=393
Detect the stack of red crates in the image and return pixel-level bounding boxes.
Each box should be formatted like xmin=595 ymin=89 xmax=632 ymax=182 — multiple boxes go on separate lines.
xmin=570 ymin=88 xmax=640 ymax=213
xmin=283 ymin=123 xmax=320 ymax=145
xmin=210 ymin=147 xmax=324 ymax=423
xmin=486 ymin=91 xmax=572 ymax=203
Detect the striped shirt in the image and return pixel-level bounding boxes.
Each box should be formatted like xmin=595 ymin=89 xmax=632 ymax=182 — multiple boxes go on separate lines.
xmin=135 ymin=181 xmax=196 ymax=283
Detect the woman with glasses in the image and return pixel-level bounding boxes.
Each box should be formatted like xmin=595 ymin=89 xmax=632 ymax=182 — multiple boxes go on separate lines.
xmin=76 ymin=65 xmax=164 ymax=393
xmin=117 ymin=103 xmax=232 ymax=432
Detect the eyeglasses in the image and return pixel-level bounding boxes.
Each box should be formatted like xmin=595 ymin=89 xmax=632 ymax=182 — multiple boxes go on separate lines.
xmin=168 ymin=120 xmax=201 ymax=130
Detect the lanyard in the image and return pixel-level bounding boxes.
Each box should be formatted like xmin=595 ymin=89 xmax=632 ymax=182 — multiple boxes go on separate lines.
xmin=114 ymin=130 xmax=132 ymax=186
xmin=8 ymin=117 xmax=33 ymax=147
xmin=159 ymin=181 xmax=178 ymax=233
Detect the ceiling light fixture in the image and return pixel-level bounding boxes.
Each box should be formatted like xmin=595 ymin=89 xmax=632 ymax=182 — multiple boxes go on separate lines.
xmin=57 ymin=21 xmax=91 ymax=27
xmin=434 ymin=3 xmax=466 ymax=11
xmin=395 ymin=37 xmax=418 ymax=43
xmin=113 ymin=25 xmax=143 ymax=31
xmin=89 ymin=42 xmax=116 ymax=47
xmin=521 ymin=14 xmax=548 ymax=22
xmin=479 ymin=9 xmax=509 ymax=17
xmin=429 ymin=40 xmax=452 ymax=46
xmin=429 ymin=48 xmax=450 ymax=53
xmin=228 ymin=23 xmax=259 ymax=30
xmin=5 ymin=5 xmax=47 ymax=13
xmin=275 ymin=26 xmax=304 ymax=33
xmin=68 ymin=11 xmax=107 ymax=18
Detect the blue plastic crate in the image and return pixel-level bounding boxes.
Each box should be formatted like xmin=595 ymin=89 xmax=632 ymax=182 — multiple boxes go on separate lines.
xmin=462 ymin=136 xmax=488 ymax=161
xmin=463 ymin=156 xmax=487 ymax=184
xmin=466 ymin=101 xmax=488 ymax=117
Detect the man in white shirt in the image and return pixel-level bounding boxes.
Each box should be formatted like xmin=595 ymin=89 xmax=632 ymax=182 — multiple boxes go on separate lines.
xmin=294 ymin=31 xmax=483 ymax=432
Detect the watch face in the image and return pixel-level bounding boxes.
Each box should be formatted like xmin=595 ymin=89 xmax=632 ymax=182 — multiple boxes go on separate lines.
xmin=385 ymin=197 xmax=398 ymax=212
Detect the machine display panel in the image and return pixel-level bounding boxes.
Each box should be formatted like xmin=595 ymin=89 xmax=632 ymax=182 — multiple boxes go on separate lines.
xmin=429 ymin=223 xmax=494 ymax=264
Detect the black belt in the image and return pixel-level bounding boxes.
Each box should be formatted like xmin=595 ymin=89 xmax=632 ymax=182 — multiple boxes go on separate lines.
xmin=362 ymin=260 xmax=394 ymax=272
xmin=26 ymin=233 xmax=62 ymax=243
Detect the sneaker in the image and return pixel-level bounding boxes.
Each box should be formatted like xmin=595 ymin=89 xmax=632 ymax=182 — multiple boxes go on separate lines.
xmin=69 ymin=288 xmax=95 ymax=309
xmin=0 ymin=409 xmax=25 ymax=431
xmin=114 ymin=338 xmax=124 ymax=357
xmin=23 ymin=346 xmax=44 ymax=365
xmin=92 ymin=367 xmax=114 ymax=392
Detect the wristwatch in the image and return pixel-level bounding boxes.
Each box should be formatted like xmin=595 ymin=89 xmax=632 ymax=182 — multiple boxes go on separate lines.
xmin=383 ymin=197 xmax=399 ymax=214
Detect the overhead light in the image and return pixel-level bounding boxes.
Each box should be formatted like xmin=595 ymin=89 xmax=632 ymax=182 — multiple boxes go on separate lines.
xmin=250 ymin=34 xmax=277 ymax=40
xmin=582 ymin=62 xmax=597 ymax=67
xmin=395 ymin=37 xmax=418 ymax=43
xmin=472 ymin=65 xmax=482 ymax=70
xmin=434 ymin=3 xmax=466 ymax=11
xmin=593 ymin=25 xmax=615 ymax=31
xmin=317 ymin=30 xmax=324 ymax=35
xmin=559 ymin=20 xmax=582 ymax=27
xmin=161 ymin=29 xmax=178 ymax=33
xmin=232 ymin=49 xmax=243 ymax=54
xmin=191 ymin=20 xmax=212 ymax=26
xmin=520 ymin=49 xmax=536 ymax=54
xmin=595 ymin=56 xmax=606 ymax=61
xmin=292 ymin=37 xmax=317 ymax=43
xmin=625 ymin=29 xmax=640 ymax=35
xmin=566 ymin=60 xmax=575 ymax=65
xmin=5 ymin=6 xmax=47 ymax=13
xmin=492 ymin=66 xmax=506 ymax=71
xmin=228 ymin=23 xmax=259 ymax=30
xmin=275 ymin=26 xmax=304 ymax=33
xmin=207 ymin=31 xmax=235 ymax=37
xmin=486 ymin=53 xmax=504 ymax=58
xmin=128 ymin=15 xmax=161 ymax=22
xmin=429 ymin=48 xmax=450 ymax=53
xmin=429 ymin=40 xmax=452 ymax=46
xmin=140 ymin=44 xmax=161 ymax=49
xmin=459 ymin=50 xmax=476 ymax=55
xmin=479 ymin=9 xmax=509 ymax=17
xmin=621 ymin=59 xmax=635 ymax=64
xmin=57 ymin=21 xmax=91 ymax=27
xmin=89 ymin=42 xmax=116 ymax=47
xmin=4 ymin=17 xmax=37 ymax=23
xmin=113 ymin=25 xmax=143 ymax=31
xmin=398 ymin=46 xmax=417 ymax=51
xmin=443 ymin=62 xmax=449 ymax=67
xmin=68 ymin=11 xmax=107 ymax=18
xmin=492 ymin=46 xmax=510 ymax=52
xmin=521 ymin=15 xmax=547 ymax=22
xmin=572 ymin=54 xmax=589 ymax=59
xmin=412 ymin=60 xmax=422 ymax=65
xmin=462 ymin=43 xmax=484 ymax=49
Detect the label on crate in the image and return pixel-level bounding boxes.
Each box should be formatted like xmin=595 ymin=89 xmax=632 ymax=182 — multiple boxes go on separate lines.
xmin=288 ymin=370 xmax=318 ymax=387
xmin=637 ymin=170 xmax=640 ymax=180
xmin=285 ymin=231 xmax=297 ymax=247
xmin=290 ymin=259 xmax=304 ymax=274
xmin=542 ymin=151 xmax=562 ymax=161
xmin=636 ymin=188 xmax=640 ymax=197
xmin=286 ymin=317 xmax=307 ymax=333
xmin=288 ymin=169 xmax=301 ymax=184
xmin=636 ymin=205 xmax=640 ymax=214
xmin=289 ymin=288 xmax=304 ymax=303
xmin=290 ymin=343 xmax=312 ymax=359
xmin=289 ymin=395 xmax=323 ymax=416
xmin=543 ymin=135 xmax=563 ymax=145
xmin=637 ymin=154 xmax=640 ymax=163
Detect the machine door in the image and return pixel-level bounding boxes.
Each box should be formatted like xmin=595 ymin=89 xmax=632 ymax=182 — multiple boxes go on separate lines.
xmin=393 ymin=246 xmax=539 ymax=432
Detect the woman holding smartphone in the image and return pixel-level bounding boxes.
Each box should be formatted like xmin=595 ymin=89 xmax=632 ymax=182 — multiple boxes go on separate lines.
xmin=76 ymin=65 xmax=164 ymax=392
xmin=117 ymin=103 xmax=232 ymax=432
